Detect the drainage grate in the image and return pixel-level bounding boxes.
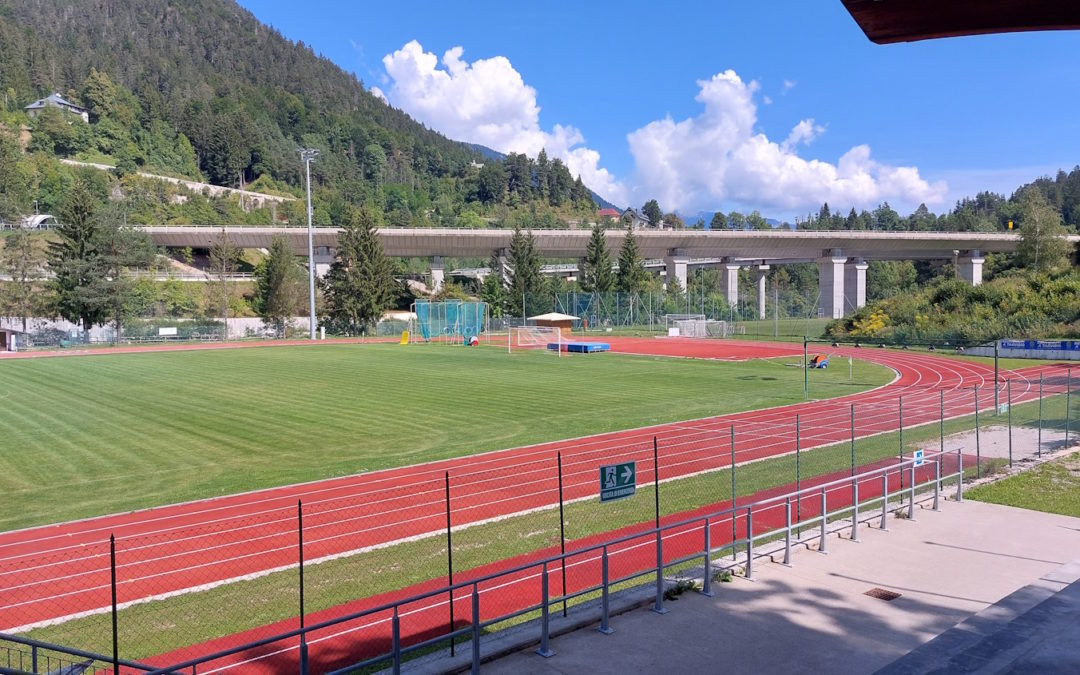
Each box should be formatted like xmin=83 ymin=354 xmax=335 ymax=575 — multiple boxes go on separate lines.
xmin=865 ymin=587 xmax=902 ymax=601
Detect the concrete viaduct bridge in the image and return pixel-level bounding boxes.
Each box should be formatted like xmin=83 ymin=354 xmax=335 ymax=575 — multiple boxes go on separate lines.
xmin=141 ymin=227 xmax=1062 ymax=319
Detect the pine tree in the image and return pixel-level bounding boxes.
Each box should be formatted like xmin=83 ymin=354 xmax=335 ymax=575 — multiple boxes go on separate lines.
xmin=616 ymin=226 xmax=647 ymax=294
xmin=49 ymin=180 xmax=105 ymax=339
xmin=91 ymin=211 xmax=157 ymax=340
xmin=581 ymin=224 xmax=614 ymax=293
xmin=506 ymin=225 xmax=541 ymax=317
xmin=254 ymin=235 xmax=304 ymax=337
xmin=321 ymin=206 xmax=397 ymax=334
xmin=0 ymin=229 xmax=47 ymax=331
xmin=479 ymin=250 xmax=505 ymax=317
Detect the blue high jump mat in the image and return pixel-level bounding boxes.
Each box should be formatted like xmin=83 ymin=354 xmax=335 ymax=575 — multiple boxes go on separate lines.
xmin=547 ymin=342 xmax=610 ymax=353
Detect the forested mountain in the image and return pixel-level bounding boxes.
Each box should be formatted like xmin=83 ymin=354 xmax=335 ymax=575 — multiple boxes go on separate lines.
xmin=0 ymin=0 xmax=598 ymax=225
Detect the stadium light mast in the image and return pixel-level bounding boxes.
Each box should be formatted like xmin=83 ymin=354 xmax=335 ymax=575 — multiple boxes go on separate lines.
xmin=300 ymin=148 xmax=320 ymax=340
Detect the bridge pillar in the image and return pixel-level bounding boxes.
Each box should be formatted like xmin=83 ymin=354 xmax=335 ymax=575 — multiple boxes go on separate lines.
xmin=430 ymin=256 xmax=445 ymax=292
xmin=720 ymin=262 xmax=740 ymax=308
xmin=313 ymin=247 xmax=334 ymax=278
xmin=817 ymin=252 xmax=847 ymax=319
xmin=957 ymin=250 xmax=984 ymax=286
xmin=755 ymin=264 xmax=770 ymax=319
xmin=664 ymin=249 xmax=689 ymax=291
xmin=844 ymin=258 xmax=868 ymax=313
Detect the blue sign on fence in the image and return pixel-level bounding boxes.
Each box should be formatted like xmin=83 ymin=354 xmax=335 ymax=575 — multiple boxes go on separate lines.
xmin=1000 ymin=340 xmax=1080 ymax=351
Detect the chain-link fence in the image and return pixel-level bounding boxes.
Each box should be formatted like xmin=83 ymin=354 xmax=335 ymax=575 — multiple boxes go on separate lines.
xmin=2 ymin=366 xmax=1075 ymax=673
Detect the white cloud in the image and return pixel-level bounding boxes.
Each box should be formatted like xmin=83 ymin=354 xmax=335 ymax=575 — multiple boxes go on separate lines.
xmin=762 ymin=95 xmax=773 ymax=105
xmin=378 ymin=40 xmax=626 ymax=205
xmin=369 ymin=86 xmax=387 ymax=103
xmin=626 ymin=69 xmax=946 ymax=215
xmin=782 ymin=79 xmax=797 ymax=93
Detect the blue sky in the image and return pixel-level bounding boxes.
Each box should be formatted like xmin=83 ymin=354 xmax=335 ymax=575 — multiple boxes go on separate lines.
xmin=237 ymin=1 xmax=1080 ymax=219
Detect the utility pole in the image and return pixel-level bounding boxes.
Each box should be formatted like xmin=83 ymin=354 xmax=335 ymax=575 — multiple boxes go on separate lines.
xmin=299 ymin=148 xmax=320 ymax=340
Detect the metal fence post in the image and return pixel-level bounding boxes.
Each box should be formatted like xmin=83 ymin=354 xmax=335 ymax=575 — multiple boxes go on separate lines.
xmin=745 ymin=510 xmax=754 ymax=580
xmin=653 ymin=526 xmax=667 ymax=614
xmin=850 ymin=403 xmax=856 ymax=477
xmin=795 ymin=415 xmax=801 ymax=530
xmin=908 ymin=465 xmax=916 ymax=520
xmin=957 ymin=447 xmax=964 ymax=502
xmin=880 ymin=473 xmax=889 ymax=531
xmin=850 ymin=480 xmax=860 ymax=542
xmin=819 ymin=488 xmax=828 ymax=554
xmin=537 ymin=563 xmax=555 ymax=657
xmin=783 ymin=498 xmax=792 ymax=566
xmin=933 ymin=459 xmax=941 ymax=511
xmin=446 ymin=472 xmax=455 ymax=656
xmin=557 ymin=452 xmax=567 ymax=618
xmin=110 ymin=534 xmax=119 ymax=675
xmin=730 ymin=425 xmax=736 ymax=560
xmin=940 ymin=389 xmax=945 ymax=455
xmin=1038 ymin=373 xmax=1044 ymax=459
xmin=1069 ymin=367 xmax=1074 ymax=447
xmin=471 ymin=583 xmax=481 ymax=674
xmin=702 ymin=518 xmax=714 ymax=596
xmin=599 ymin=546 xmax=614 ymax=634
xmin=899 ymin=396 xmax=904 ymax=502
xmin=975 ymin=385 xmax=981 ymax=479
xmin=298 ymin=501 xmax=308 ymax=675
xmin=391 ymin=607 xmax=401 ymax=675
xmin=1007 ymin=379 xmax=1013 ymax=467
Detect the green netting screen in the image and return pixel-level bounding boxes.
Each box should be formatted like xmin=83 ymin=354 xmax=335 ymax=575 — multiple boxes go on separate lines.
xmin=413 ymin=301 xmax=488 ymax=341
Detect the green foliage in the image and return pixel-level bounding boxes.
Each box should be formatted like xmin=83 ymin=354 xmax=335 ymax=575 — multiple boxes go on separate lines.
xmin=320 ymin=206 xmax=397 ymax=333
xmin=0 ymin=229 xmax=48 ymax=329
xmin=1015 ymin=188 xmax=1071 ymax=273
xmin=581 ymin=224 xmax=614 ymax=293
xmin=642 ymin=199 xmax=662 ymax=226
xmin=829 ymin=269 xmax=1080 ymax=344
xmin=968 ymin=453 xmax=1080 ymax=518
xmin=49 ymin=180 xmax=105 ymax=335
xmin=506 ymin=225 xmax=542 ymax=316
xmin=253 ymin=235 xmax=304 ymax=336
xmin=616 ymin=227 xmax=647 ymax=294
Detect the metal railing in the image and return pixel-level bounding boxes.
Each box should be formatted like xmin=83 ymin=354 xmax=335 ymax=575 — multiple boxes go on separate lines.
xmin=133 ymin=449 xmax=962 ymax=675
xmin=0 ymin=632 xmax=157 ymax=675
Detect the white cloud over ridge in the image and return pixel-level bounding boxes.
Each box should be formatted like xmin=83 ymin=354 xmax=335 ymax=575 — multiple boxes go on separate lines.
xmin=378 ymin=40 xmax=626 ymax=205
xmin=375 ymin=42 xmax=944 ymax=216
xmin=626 ymin=70 xmax=947 ymax=214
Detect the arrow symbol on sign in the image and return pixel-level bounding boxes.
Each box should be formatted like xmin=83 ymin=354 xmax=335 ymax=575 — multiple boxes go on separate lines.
xmin=621 ymin=465 xmax=633 ymax=484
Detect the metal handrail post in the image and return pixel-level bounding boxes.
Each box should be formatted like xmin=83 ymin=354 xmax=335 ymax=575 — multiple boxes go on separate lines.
xmin=745 ymin=510 xmax=754 ymax=580
xmin=851 ymin=480 xmax=860 ymax=542
xmin=880 ymin=473 xmax=889 ymax=531
xmin=537 ymin=563 xmax=555 ymax=657
xmin=819 ymin=488 xmax=828 ymax=554
xmin=783 ymin=498 xmax=792 ymax=566
xmin=702 ymin=519 xmax=714 ymax=596
xmin=652 ymin=529 xmax=668 ymax=614
xmin=599 ymin=546 xmax=614 ymax=634
xmin=907 ymin=465 xmax=916 ymax=521
xmin=391 ymin=607 xmax=401 ymax=675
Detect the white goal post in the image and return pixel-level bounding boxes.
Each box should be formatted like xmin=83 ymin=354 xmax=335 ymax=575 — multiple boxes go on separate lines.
xmin=663 ymin=314 xmax=731 ymax=338
xmin=508 ymin=325 xmax=564 ymax=356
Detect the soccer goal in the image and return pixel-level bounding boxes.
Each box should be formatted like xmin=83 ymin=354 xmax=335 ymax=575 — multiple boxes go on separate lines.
xmin=509 ymin=325 xmax=564 ymax=355
xmin=664 ymin=314 xmax=731 ymax=338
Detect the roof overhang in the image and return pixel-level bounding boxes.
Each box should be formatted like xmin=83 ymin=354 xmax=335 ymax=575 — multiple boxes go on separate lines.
xmin=842 ymin=0 xmax=1080 ymax=44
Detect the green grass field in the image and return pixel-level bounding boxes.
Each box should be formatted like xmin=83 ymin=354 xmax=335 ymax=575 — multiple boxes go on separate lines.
xmin=0 ymin=343 xmax=893 ymax=530
xmin=968 ymin=452 xmax=1080 ymax=517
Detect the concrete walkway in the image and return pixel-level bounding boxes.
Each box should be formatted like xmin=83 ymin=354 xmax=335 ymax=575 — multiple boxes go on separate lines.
xmin=483 ymin=499 xmax=1080 ymax=674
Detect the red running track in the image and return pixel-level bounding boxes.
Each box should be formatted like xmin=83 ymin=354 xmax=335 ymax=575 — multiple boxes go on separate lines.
xmin=147 ymin=452 xmax=966 ymax=673
xmin=0 ymin=340 xmax=1070 ymax=638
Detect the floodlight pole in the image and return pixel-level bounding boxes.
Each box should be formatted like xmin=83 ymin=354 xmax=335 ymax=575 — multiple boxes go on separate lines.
xmin=300 ymin=148 xmax=320 ymax=340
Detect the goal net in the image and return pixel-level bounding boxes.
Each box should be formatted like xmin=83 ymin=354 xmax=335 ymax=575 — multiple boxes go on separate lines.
xmin=509 ymin=325 xmax=564 ymax=354
xmin=664 ymin=315 xmax=731 ymax=338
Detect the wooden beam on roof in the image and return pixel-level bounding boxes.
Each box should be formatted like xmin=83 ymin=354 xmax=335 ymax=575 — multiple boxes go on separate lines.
xmin=842 ymin=0 xmax=1080 ymax=44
